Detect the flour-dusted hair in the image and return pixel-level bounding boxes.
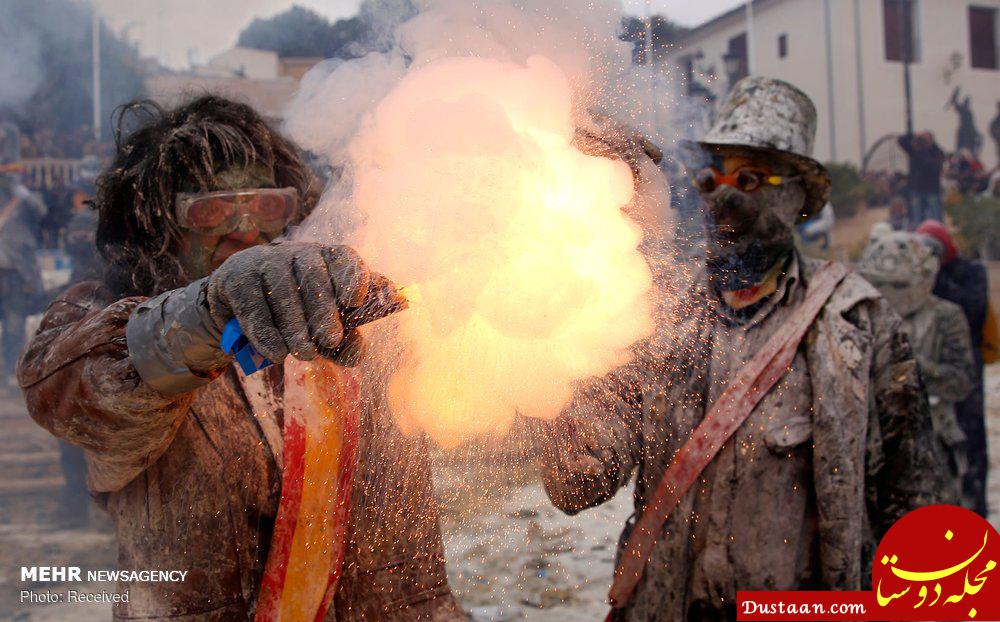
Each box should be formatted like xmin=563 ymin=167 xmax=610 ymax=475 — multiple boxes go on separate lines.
xmin=95 ymin=95 xmax=319 ymax=296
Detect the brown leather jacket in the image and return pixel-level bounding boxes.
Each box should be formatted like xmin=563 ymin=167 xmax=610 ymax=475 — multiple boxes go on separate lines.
xmin=18 ymin=281 xmax=466 ymax=621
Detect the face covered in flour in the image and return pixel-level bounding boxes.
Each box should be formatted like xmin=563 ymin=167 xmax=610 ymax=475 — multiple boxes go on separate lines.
xmin=859 ymin=231 xmax=939 ymax=317
xmin=691 ymin=149 xmax=807 ymax=308
xmin=176 ymin=164 xmax=294 ymax=279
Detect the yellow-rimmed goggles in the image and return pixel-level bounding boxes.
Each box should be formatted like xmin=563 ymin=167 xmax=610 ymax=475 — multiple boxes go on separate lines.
xmin=690 ymin=167 xmax=800 ymax=194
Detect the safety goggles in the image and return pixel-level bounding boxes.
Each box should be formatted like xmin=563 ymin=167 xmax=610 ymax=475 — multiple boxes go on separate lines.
xmin=174 ymin=187 xmax=299 ymax=236
xmin=690 ymin=167 xmax=800 ymax=194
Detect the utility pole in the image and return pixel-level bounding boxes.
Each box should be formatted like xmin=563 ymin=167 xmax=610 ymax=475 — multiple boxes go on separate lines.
xmin=900 ymin=1 xmax=914 ymax=136
xmin=853 ymin=0 xmax=867 ymax=163
xmin=157 ymin=5 xmax=165 ymax=67
xmin=745 ymin=0 xmax=755 ymax=74
xmin=92 ymin=6 xmax=101 ymax=142
xmin=645 ymin=0 xmax=655 ymax=135
xmin=823 ymin=0 xmax=836 ymax=161
xmin=899 ymin=0 xmax=915 ymax=210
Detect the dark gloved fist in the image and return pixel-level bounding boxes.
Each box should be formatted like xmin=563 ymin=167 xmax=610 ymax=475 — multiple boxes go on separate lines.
xmin=206 ymin=241 xmax=373 ymax=365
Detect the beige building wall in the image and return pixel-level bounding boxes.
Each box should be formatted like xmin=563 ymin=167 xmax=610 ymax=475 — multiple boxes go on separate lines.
xmin=146 ymin=74 xmax=297 ymax=120
xmin=665 ymin=0 xmax=1000 ymax=168
xmin=147 ymin=50 xmax=316 ymax=122
xmin=207 ymin=47 xmax=281 ymax=81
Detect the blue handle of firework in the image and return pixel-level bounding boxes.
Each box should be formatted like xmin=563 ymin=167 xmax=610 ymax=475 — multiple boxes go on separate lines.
xmin=220 ymin=274 xmax=409 ymax=375
xmin=221 ymin=318 xmax=272 ymax=375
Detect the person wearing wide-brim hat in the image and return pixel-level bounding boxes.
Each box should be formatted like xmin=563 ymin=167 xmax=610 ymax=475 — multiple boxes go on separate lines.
xmin=535 ymin=76 xmax=945 ymax=621
xmin=680 ymin=76 xmax=831 ymax=220
xmin=673 ymin=76 xmax=834 ymax=307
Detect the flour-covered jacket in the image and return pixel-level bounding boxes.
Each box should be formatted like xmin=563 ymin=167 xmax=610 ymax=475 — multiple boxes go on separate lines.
xmin=899 ymin=294 xmax=974 ymax=503
xmin=536 ymin=255 xmax=944 ymax=621
xmin=17 ymin=281 xmax=465 ymax=621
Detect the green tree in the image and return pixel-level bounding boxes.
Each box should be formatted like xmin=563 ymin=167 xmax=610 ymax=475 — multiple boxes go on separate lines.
xmin=237 ymin=6 xmax=368 ymax=59
xmin=0 ymin=0 xmax=146 ymax=150
xmin=620 ymin=14 xmax=690 ymax=64
xmin=825 ymin=162 xmax=875 ymax=218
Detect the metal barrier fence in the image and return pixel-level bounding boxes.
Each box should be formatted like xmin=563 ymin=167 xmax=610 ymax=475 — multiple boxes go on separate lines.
xmin=19 ymin=158 xmax=83 ymax=190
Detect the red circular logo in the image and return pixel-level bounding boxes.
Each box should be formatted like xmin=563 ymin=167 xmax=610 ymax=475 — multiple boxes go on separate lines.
xmin=872 ymin=505 xmax=1000 ymax=620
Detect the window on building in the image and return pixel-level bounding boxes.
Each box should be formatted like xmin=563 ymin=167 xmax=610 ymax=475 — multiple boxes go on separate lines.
xmin=969 ymin=6 xmax=998 ymax=69
xmin=726 ymin=32 xmax=749 ymax=81
xmin=778 ymin=34 xmax=788 ymax=58
xmin=681 ymin=55 xmax=695 ymax=95
xmin=883 ymin=0 xmax=921 ymax=62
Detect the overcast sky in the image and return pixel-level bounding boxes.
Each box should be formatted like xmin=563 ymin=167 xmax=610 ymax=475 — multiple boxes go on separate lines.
xmin=93 ymin=0 xmax=747 ymax=69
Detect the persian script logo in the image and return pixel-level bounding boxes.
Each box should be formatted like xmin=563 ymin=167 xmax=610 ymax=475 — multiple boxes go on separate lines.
xmin=873 ymin=504 xmax=999 ymax=620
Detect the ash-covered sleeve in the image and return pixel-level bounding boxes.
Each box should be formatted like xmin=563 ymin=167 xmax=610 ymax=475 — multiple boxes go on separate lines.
xmin=530 ymin=358 xmax=644 ymax=515
xmin=16 ymin=282 xmax=220 ymax=493
xmin=916 ymin=301 xmax=974 ymax=404
xmin=865 ymin=297 xmax=947 ymax=537
xmin=125 ymin=277 xmax=228 ymax=395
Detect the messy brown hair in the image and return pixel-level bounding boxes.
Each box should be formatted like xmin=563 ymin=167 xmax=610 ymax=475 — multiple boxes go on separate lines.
xmin=95 ymin=95 xmax=318 ymax=297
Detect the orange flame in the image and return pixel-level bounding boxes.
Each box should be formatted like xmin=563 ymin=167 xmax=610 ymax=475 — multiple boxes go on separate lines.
xmin=351 ymin=55 xmax=653 ymax=447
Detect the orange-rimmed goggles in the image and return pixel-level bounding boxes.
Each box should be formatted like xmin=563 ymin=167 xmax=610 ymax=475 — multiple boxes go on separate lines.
xmin=175 ymin=187 xmax=299 ymax=236
xmin=690 ymin=167 xmax=800 ymax=194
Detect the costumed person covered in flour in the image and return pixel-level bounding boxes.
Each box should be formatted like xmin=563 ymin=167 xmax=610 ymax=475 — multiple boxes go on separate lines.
xmin=859 ymin=229 xmax=975 ymax=506
xmin=18 ymin=97 xmax=466 ymax=621
xmin=916 ymin=219 xmax=994 ymax=517
xmin=532 ymin=78 xmax=945 ymax=621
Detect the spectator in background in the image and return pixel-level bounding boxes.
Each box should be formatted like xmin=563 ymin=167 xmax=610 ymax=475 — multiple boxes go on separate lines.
xmin=661 ymin=152 xmax=703 ymax=254
xmin=990 ymin=101 xmax=1000 ymax=165
xmin=948 ymin=88 xmax=983 ymax=158
xmin=52 ymin=158 xmax=101 ymax=528
xmin=985 ymin=168 xmax=1000 ymax=199
xmin=796 ymin=201 xmax=834 ymax=249
xmin=946 ymin=149 xmax=987 ymax=196
xmin=860 ymin=229 xmax=975 ymax=506
xmin=0 ymin=123 xmax=47 ymax=391
xmin=867 ymin=170 xmax=908 ymax=206
xmin=888 ymin=194 xmax=909 ymax=230
xmin=916 ymin=220 xmax=993 ymax=517
xmin=63 ymin=156 xmax=102 ymax=284
xmin=899 ymin=132 xmax=946 ymax=226
xmin=38 ymin=180 xmax=74 ymax=248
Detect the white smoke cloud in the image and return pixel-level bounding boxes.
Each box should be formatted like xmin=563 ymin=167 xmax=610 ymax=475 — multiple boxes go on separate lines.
xmin=286 ymin=0 xmax=669 ymax=446
xmin=0 ymin=5 xmax=45 ymax=108
xmin=286 ymin=53 xmax=407 ymax=159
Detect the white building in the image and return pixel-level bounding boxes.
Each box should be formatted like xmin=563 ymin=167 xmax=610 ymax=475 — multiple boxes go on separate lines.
xmin=146 ymin=49 xmax=322 ymax=121
xmin=204 ymin=47 xmax=281 ymax=80
xmin=664 ymin=0 xmax=1000 ymax=168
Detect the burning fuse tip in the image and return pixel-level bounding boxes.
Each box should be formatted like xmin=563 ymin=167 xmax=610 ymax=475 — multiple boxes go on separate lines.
xmin=396 ymin=284 xmax=421 ymax=306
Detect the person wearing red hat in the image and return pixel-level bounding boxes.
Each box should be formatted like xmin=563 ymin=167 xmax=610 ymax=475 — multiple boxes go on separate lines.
xmin=916 ymin=219 xmax=993 ymax=517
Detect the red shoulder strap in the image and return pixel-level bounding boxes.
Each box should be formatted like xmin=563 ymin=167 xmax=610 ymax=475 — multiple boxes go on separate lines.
xmin=608 ymin=261 xmax=850 ymax=609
